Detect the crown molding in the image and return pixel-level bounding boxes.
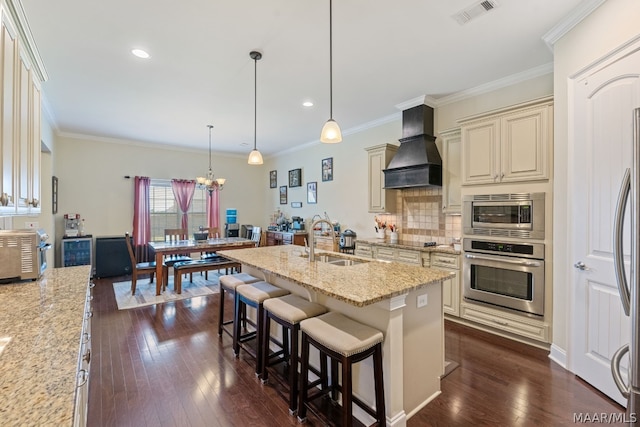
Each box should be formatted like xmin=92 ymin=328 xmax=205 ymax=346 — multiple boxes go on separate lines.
xmin=3 ymin=0 xmax=48 ymax=82
xmin=542 ymin=0 xmax=607 ymax=51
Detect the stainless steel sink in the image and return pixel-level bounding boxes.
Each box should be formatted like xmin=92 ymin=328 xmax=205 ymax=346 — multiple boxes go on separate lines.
xmin=315 ymin=254 xmax=370 ymax=266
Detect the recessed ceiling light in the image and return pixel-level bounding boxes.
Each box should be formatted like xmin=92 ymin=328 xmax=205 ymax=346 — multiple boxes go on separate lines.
xmin=131 ymin=49 xmax=150 ymax=59
xmin=302 ymin=101 xmax=314 ymax=107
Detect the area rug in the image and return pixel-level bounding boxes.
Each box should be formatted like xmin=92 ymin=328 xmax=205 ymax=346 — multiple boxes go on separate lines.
xmin=112 ymin=273 xmax=221 ymax=310
xmin=442 ymin=359 xmax=460 ymax=379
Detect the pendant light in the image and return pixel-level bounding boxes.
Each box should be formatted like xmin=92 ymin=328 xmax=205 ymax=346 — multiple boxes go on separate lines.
xmin=320 ymin=0 xmax=342 ymax=143
xmin=196 ymin=125 xmax=226 ymax=193
xmin=248 ymin=50 xmax=264 ymax=165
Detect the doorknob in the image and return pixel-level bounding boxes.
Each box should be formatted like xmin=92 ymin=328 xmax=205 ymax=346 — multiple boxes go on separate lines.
xmin=574 ymin=261 xmax=588 ymax=270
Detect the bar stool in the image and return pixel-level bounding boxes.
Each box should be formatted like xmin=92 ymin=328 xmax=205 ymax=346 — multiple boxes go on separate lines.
xmin=218 ymin=273 xmax=261 ymax=338
xmin=298 ymin=312 xmax=385 ymax=427
xmin=234 ymin=282 xmax=290 ymax=377
xmin=261 ymin=294 xmax=328 ymax=415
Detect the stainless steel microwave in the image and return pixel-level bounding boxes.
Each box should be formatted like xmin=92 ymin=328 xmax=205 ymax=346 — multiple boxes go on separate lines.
xmin=463 ymin=193 xmax=545 ymax=240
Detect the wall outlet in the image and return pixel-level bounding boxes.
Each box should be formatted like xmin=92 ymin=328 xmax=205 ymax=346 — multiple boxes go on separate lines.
xmin=25 ymin=221 xmax=38 ymax=229
xmin=417 ymin=294 xmax=428 ymax=308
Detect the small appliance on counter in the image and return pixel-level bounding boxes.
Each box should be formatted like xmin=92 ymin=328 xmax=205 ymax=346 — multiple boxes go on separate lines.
xmin=292 ymin=216 xmax=305 ymax=231
xmin=225 ymin=223 xmax=240 ymax=237
xmin=339 ymin=229 xmax=357 ymax=249
xmin=64 ymin=213 xmax=81 ymax=237
xmin=241 ymin=224 xmax=254 ymax=239
xmin=0 ymin=229 xmax=50 ymax=281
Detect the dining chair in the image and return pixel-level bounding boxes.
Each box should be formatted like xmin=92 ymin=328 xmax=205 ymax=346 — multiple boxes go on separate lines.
xmin=251 ymin=226 xmax=262 ymax=247
xmin=163 ymin=228 xmax=193 ymax=281
xmin=125 ymin=232 xmax=167 ymax=295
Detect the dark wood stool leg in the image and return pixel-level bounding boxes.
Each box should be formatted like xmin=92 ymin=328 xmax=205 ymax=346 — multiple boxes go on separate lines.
xmin=374 ymin=344 xmax=386 ymax=424
xmin=297 ymin=332 xmax=310 ymax=423
xmin=233 ymin=293 xmax=242 ymax=357
xmin=289 ymin=323 xmax=299 ymax=414
xmin=255 ymin=304 xmax=264 ymax=377
xmin=218 ymin=287 xmax=226 ymax=336
xmin=342 ymin=355 xmax=353 ymax=427
xmin=261 ymin=309 xmax=271 ymax=382
xmin=331 ymin=358 xmax=339 ymax=401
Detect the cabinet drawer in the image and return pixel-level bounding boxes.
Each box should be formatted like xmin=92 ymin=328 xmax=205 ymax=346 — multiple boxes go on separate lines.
xmin=355 ymin=243 xmax=372 ymax=258
xmin=282 ymin=234 xmax=293 ymax=244
xmin=374 ymin=247 xmax=396 ymax=261
xmin=431 ymin=253 xmax=460 ymax=268
xmin=397 ymin=249 xmax=421 ymax=265
xmin=460 ymin=302 xmax=549 ymax=343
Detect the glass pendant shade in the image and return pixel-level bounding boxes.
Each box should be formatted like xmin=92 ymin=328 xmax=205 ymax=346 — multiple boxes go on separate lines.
xmin=248 ymin=149 xmax=263 ymax=165
xmin=320 ymin=119 xmax=342 ymax=143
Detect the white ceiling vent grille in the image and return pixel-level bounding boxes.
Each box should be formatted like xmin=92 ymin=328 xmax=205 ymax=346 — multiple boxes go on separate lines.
xmin=453 ymin=0 xmax=499 ymax=25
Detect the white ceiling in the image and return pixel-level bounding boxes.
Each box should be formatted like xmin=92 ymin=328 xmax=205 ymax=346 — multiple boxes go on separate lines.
xmin=20 ymin=0 xmax=586 ymax=156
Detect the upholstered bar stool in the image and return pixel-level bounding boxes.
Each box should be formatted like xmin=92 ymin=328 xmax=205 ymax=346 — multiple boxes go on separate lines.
xmin=233 ymin=282 xmax=290 ymax=377
xmin=261 ymin=294 xmax=328 ymax=414
xmin=297 ymin=312 xmax=386 ymax=427
xmin=218 ymin=273 xmax=261 ymax=338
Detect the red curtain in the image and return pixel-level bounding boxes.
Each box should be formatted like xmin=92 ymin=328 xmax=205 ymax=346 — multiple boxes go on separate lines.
xmin=207 ymin=189 xmax=220 ymax=229
xmin=171 ymin=179 xmax=196 ymax=230
xmin=132 ymin=176 xmax=151 ymax=261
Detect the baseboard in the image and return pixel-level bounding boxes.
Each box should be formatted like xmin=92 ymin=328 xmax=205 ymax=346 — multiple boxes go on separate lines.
xmin=549 ymin=343 xmax=568 ymax=368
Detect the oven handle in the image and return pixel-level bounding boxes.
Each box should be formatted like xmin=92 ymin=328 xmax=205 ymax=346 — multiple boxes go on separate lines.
xmin=464 ymin=253 xmax=542 ymax=267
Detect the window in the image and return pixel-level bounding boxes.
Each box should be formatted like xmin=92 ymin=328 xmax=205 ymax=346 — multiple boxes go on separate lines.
xmin=149 ymin=180 xmax=207 ymax=241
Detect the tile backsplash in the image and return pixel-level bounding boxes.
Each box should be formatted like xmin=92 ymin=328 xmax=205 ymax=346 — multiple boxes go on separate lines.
xmin=374 ymin=187 xmax=461 ymax=245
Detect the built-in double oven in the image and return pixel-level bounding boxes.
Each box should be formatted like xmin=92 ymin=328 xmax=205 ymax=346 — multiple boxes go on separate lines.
xmin=462 ymin=193 xmax=545 ymax=317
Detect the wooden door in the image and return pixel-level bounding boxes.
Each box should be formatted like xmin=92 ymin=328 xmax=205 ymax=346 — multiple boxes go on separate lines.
xmin=570 ymin=47 xmax=640 ymax=406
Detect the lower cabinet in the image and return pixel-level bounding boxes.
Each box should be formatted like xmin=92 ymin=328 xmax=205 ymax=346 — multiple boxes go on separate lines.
xmin=354 ymin=242 xmax=373 ymax=258
xmin=460 ymin=301 xmax=550 ymax=343
xmin=266 ymin=231 xmax=306 ymax=246
xmin=74 ymin=280 xmax=93 ymax=427
xmin=430 ymin=252 xmax=460 ymax=317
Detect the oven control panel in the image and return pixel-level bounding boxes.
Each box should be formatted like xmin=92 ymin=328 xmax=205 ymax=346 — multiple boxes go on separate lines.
xmin=463 ymin=238 xmax=544 ymax=260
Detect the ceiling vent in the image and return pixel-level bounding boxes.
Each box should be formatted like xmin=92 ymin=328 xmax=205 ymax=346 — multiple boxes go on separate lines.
xmin=453 ymin=0 xmax=499 ymax=25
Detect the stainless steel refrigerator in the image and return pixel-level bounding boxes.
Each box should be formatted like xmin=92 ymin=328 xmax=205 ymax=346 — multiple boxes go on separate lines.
xmin=612 ymin=108 xmax=640 ymax=421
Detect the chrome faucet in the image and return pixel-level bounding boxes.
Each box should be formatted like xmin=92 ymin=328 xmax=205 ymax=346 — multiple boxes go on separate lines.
xmin=308 ymin=218 xmax=336 ymax=262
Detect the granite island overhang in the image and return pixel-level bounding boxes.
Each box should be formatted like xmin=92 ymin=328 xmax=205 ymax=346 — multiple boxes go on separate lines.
xmin=218 ymin=244 xmax=452 ymax=427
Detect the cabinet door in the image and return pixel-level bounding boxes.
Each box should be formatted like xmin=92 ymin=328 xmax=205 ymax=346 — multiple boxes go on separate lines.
xmin=29 ymin=73 xmax=41 ymax=212
xmin=0 ymin=20 xmax=16 ymax=213
xmin=16 ymin=46 xmax=29 ymax=212
xmin=441 ymin=129 xmax=461 ymax=214
xmin=461 ymin=119 xmax=499 ymax=185
xmin=366 ymin=144 xmax=397 ymax=213
xmin=500 ymin=104 xmax=551 ymax=182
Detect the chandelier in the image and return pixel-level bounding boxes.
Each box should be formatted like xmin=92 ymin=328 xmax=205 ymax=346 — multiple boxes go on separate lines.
xmin=196 ymin=124 xmax=226 ymax=193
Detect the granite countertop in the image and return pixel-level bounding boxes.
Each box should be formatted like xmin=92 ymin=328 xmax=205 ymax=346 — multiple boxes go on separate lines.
xmin=218 ymin=245 xmax=452 ymax=307
xmin=356 ymin=238 xmax=461 ymax=255
xmin=0 ymin=265 xmax=91 ymax=426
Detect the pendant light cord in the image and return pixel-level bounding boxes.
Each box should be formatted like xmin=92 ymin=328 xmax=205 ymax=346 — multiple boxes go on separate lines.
xmin=329 ymin=0 xmax=333 ymax=120
xmin=254 ymin=56 xmax=258 ymax=151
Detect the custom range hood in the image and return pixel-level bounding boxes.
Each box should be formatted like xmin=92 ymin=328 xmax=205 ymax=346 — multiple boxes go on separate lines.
xmin=383 ymin=104 xmax=442 ymax=189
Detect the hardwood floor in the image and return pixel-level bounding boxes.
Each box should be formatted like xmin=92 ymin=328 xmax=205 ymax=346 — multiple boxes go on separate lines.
xmin=88 ymin=275 xmax=624 ymax=426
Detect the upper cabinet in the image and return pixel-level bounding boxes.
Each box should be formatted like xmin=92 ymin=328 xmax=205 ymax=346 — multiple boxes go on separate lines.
xmin=439 ymin=128 xmax=461 ymax=214
xmin=0 ymin=2 xmax=46 ymax=215
xmin=460 ymin=97 xmax=553 ymax=186
xmin=365 ymin=143 xmax=398 ymax=213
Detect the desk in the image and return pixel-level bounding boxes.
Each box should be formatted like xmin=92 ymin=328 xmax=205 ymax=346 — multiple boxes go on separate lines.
xmin=148 ymin=237 xmax=256 ymax=295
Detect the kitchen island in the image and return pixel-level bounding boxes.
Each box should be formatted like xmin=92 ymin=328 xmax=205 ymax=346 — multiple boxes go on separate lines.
xmin=218 ymin=244 xmax=451 ymax=427
xmin=0 ymin=265 xmax=92 ymax=426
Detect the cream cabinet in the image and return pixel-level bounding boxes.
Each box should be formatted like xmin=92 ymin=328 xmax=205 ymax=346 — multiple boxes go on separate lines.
xmin=0 ymin=5 xmax=44 ymax=215
xmin=460 ymin=97 xmax=553 ymax=186
xmin=354 ymin=241 xmax=373 ymax=258
xmin=365 ymin=144 xmax=398 ymax=213
xmin=439 ymin=128 xmax=461 ymax=214
xmin=431 ymin=252 xmax=460 ymax=317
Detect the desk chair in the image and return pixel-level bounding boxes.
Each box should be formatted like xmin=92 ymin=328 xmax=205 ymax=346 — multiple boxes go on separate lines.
xmin=125 ymin=232 xmax=167 ymax=295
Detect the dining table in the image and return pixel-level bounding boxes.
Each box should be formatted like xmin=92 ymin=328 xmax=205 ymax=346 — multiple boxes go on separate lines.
xmin=148 ymin=237 xmax=257 ymax=295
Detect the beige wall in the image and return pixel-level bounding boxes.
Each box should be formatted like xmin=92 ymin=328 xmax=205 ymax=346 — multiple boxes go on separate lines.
xmin=553 ymin=0 xmax=640 ymax=358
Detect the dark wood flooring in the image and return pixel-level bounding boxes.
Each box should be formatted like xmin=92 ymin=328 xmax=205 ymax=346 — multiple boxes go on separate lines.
xmin=88 ymin=275 xmax=624 ymax=426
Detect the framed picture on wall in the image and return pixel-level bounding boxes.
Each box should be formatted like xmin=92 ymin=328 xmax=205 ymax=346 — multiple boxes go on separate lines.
xmin=307 ymin=181 xmax=317 ymax=204
xmin=289 ymin=168 xmax=302 ymax=187
xmin=279 ymin=186 xmax=288 ymax=204
xmin=322 ymin=157 xmax=333 ymax=181
xmin=52 ymin=176 xmax=58 ymax=214
xmin=270 ymin=170 xmax=277 ymax=188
